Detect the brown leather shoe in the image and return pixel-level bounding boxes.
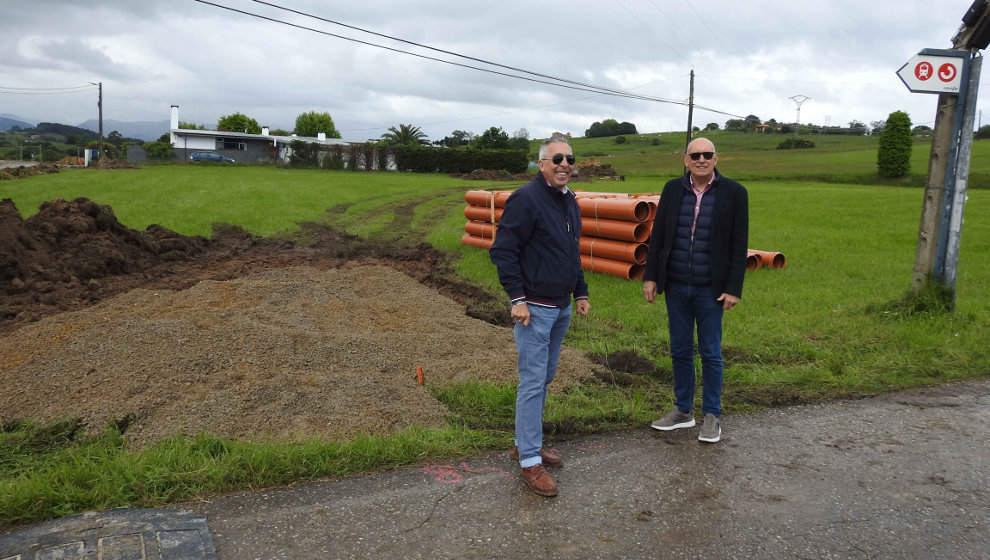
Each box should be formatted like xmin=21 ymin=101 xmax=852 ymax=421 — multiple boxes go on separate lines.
xmin=509 ymin=446 xmax=563 ymax=468
xmin=520 ymin=464 xmax=557 ymax=497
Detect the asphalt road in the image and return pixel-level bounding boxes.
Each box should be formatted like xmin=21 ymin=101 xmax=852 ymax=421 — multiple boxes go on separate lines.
xmin=3 ymin=379 xmax=988 ymax=559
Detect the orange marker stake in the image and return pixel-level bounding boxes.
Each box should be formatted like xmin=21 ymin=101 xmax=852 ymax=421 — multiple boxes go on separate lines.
xmin=416 ymin=366 xmax=424 ymax=385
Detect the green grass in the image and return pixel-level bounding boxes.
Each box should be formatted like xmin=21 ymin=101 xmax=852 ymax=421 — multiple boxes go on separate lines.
xmin=3 ymin=132 xmax=989 ymax=529
xmin=560 ymin=130 xmax=990 ymax=188
xmin=2 ymin=166 xmax=470 ymax=238
xmin=0 ymin=419 xmax=499 ymax=529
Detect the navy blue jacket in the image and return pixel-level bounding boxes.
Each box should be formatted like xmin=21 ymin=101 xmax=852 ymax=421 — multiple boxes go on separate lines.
xmin=643 ymin=169 xmax=749 ymax=299
xmin=489 ymin=174 xmax=589 ymax=308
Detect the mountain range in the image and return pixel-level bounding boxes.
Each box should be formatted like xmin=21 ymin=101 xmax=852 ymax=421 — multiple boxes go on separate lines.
xmin=1 ymin=113 xmax=170 ymax=142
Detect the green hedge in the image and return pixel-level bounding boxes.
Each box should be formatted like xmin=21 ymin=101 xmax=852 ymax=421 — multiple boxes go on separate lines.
xmin=392 ymin=146 xmax=528 ymax=173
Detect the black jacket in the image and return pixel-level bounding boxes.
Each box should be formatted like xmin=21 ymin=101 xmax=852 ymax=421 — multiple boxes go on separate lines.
xmin=489 ymin=174 xmax=589 ymax=308
xmin=643 ymin=169 xmax=749 ymax=299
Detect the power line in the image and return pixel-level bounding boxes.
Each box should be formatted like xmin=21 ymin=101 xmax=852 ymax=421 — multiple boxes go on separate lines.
xmin=684 ymin=0 xmax=728 ymax=52
xmin=250 ymin=0 xmax=690 ymax=103
xmin=0 ymin=84 xmax=97 ymax=95
xmin=195 ymin=0 xmax=676 ymax=103
xmin=193 ymin=0 xmax=745 ymax=118
xmin=613 ymin=0 xmax=692 ymax=66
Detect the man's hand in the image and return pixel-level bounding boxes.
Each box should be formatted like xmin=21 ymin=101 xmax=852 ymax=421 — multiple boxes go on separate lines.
xmin=575 ymin=299 xmax=590 ymax=316
xmin=717 ymin=293 xmax=740 ymax=310
xmin=511 ymin=302 xmax=530 ymax=326
xmin=643 ymin=281 xmax=657 ymax=303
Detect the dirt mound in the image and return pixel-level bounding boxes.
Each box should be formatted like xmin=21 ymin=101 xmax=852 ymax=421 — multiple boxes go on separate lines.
xmin=0 ymin=198 xmax=208 ymax=323
xmin=0 ymin=163 xmax=60 ymax=180
xmin=0 ymin=198 xmax=603 ymax=447
xmin=576 ymin=158 xmax=623 ymax=181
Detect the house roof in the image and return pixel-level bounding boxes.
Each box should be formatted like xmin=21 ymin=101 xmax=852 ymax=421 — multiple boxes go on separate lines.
xmin=171 ymin=128 xmax=351 ymax=145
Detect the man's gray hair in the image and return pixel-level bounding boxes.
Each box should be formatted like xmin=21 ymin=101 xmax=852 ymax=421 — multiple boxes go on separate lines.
xmin=538 ymin=134 xmax=571 ymax=161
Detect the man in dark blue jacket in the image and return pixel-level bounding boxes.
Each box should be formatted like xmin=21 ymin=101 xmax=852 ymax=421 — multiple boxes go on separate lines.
xmin=490 ymin=136 xmax=590 ymax=497
xmin=642 ymin=137 xmax=748 ymax=444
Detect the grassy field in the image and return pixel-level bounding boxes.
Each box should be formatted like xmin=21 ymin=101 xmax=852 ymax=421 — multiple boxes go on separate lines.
xmin=2 ymin=131 xmax=989 ymax=528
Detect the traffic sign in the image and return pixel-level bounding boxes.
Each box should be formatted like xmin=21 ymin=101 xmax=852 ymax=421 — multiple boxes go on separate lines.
xmin=897 ymin=49 xmax=968 ymax=94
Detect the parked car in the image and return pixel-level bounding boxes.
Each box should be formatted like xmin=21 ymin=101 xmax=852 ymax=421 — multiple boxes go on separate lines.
xmin=189 ymin=151 xmax=235 ymax=163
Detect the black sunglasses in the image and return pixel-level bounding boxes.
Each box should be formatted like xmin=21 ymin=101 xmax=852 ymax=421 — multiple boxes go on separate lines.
xmin=688 ymin=151 xmax=715 ymax=161
xmin=543 ymin=153 xmax=576 ymax=165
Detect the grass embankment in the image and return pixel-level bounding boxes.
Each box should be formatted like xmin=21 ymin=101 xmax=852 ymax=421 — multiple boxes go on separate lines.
xmin=2 ymin=132 xmax=989 ymax=529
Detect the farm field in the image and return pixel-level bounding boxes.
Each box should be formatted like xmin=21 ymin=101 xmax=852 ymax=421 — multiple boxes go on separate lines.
xmin=1 ymin=131 xmax=988 ymax=528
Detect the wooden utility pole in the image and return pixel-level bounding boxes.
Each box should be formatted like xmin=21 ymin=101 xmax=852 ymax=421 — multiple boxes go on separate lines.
xmin=97 ymin=82 xmax=103 ymax=160
xmin=912 ymin=93 xmax=957 ymax=291
xmin=685 ymin=70 xmax=695 ymax=150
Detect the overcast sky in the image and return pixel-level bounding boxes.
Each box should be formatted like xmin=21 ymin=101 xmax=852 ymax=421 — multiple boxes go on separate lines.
xmin=1 ymin=0 xmax=985 ymax=142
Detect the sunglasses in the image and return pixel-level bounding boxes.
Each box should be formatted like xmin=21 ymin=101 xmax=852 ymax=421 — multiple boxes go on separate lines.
xmin=688 ymin=151 xmax=715 ymax=161
xmin=543 ymin=153 xmax=576 ymax=165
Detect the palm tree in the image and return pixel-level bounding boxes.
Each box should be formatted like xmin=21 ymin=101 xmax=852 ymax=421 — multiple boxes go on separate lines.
xmin=380 ymin=124 xmax=429 ymax=146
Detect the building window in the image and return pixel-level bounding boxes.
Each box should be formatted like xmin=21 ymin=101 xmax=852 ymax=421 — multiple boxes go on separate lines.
xmin=216 ymin=139 xmax=247 ymax=151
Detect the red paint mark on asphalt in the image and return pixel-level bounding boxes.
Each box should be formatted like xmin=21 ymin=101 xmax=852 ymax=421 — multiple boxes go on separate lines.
xmin=423 ymin=462 xmax=514 ymax=484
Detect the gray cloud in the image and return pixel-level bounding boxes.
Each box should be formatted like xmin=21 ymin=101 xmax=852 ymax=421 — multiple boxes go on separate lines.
xmin=0 ymin=0 xmax=979 ymax=138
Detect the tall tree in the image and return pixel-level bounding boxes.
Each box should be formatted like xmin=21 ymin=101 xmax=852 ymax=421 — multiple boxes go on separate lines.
xmin=217 ymin=112 xmax=261 ymax=134
xmin=877 ymin=111 xmax=912 ymax=178
xmin=294 ymin=111 xmax=340 ymax=138
xmin=473 ymin=126 xmax=510 ymax=149
xmin=381 ymin=124 xmax=429 ymax=146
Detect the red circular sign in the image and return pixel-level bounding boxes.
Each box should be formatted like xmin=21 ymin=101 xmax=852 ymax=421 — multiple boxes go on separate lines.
xmin=938 ymin=63 xmax=957 ymax=82
xmin=914 ymin=62 xmax=934 ymax=81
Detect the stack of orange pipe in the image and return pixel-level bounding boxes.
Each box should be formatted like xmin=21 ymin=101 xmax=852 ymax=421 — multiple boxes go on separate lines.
xmin=462 ymin=189 xmax=657 ymax=280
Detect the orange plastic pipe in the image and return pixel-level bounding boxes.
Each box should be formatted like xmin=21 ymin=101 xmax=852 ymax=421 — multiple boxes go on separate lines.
xmin=464 ymin=190 xmax=513 ymax=208
xmin=746 ymin=253 xmax=762 ymax=271
xmin=631 ymin=195 xmax=660 ymax=220
xmin=580 ymin=237 xmax=647 ymax=265
xmin=582 ymin=217 xmax=651 ymax=243
xmin=580 ymin=254 xmax=644 ymax=280
xmin=574 ymin=191 xmax=629 ymax=198
xmin=577 ymin=197 xmax=651 ymax=223
xmin=464 ymin=220 xmax=496 ymax=239
xmin=461 ymin=233 xmax=494 ymax=249
xmin=464 ymin=204 xmax=503 ymax=223
xmin=748 ymin=249 xmax=786 ymax=269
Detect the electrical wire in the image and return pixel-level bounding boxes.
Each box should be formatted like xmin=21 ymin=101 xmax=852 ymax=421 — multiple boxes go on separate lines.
xmin=251 ymin=0 xmax=683 ymax=102
xmin=192 ymin=0 xmax=745 ymax=118
xmin=0 ymin=84 xmax=97 ymax=95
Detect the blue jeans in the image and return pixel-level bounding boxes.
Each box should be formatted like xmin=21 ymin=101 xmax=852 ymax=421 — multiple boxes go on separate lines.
xmin=664 ymin=282 xmax=724 ymax=417
xmin=514 ymin=304 xmax=571 ymax=468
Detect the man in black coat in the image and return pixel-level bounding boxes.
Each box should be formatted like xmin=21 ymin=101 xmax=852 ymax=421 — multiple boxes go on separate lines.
xmin=642 ymin=137 xmax=748 ymax=443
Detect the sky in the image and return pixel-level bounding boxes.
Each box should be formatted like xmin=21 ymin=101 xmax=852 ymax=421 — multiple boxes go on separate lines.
xmin=1 ymin=0 xmax=986 ymax=143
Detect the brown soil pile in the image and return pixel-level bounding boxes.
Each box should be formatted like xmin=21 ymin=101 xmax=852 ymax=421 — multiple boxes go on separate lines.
xmin=576 ymin=158 xmax=623 ymax=181
xmin=0 ymin=163 xmax=61 ymax=180
xmin=0 ymin=198 xmax=602 ymax=447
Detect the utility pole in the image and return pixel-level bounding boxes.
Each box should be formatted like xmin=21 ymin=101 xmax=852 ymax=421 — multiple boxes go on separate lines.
xmin=89 ymin=81 xmax=103 ymax=159
xmin=685 ymin=70 xmax=695 ymax=150
xmin=789 ymin=95 xmax=810 ymax=137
